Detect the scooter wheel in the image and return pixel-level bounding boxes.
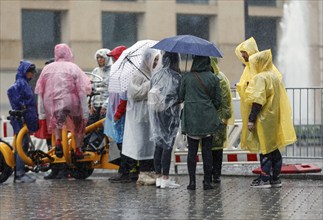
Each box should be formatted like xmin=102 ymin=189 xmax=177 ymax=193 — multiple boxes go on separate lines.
xmin=0 ymin=152 xmax=13 ymax=183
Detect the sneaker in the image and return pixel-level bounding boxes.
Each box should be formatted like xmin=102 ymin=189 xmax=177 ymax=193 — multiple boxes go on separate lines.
xmin=160 ymin=178 xmax=180 ymax=189
xmin=156 ymin=177 xmax=162 ymax=188
xmin=136 ymin=172 xmax=156 ymax=185
xmin=109 ymin=173 xmax=131 ymax=183
xmin=270 ymin=179 xmax=282 ymax=188
xmin=251 ymin=175 xmax=261 ymax=185
xmin=44 ymin=169 xmax=59 ymax=180
xmin=250 ymin=179 xmax=271 ymax=188
xmin=14 ymin=174 xmax=36 ymax=183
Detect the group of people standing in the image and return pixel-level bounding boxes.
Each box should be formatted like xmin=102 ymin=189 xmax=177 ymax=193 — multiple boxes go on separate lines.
xmin=7 ymin=36 xmax=296 ymax=190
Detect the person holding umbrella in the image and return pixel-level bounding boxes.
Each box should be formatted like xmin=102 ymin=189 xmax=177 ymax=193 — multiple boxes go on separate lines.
xmin=122 ymin=48 xmax=161 ymax=185
xmin=148 ymin=51 xmax=182 ymax=189
xmin=179 ymin=55 xmax=222 ymax=190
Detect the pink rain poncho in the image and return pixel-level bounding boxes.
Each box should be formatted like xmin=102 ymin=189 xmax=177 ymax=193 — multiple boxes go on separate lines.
xmin=35 ymin=44 xmax=91 ymax=135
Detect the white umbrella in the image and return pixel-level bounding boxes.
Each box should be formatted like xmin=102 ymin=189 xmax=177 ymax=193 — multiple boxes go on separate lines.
xmin=109 ymin=40 xmax=158 ymax=93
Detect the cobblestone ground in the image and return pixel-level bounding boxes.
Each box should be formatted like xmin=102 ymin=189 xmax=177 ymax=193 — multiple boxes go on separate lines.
xmin=0 ymin=173 xmax=322 ymax=220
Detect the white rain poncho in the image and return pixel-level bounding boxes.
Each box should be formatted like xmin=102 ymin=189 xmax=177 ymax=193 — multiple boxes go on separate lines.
xmin=244 ymin=50 xmax=296 ymax=154
xmin=148 ymin=52 xmax=181 ymax=149
xmin=122 ymin=48 xmax=161 ymax=160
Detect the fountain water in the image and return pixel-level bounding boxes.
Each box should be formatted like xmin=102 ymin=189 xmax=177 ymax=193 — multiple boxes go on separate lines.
xmin=277 ymin=0 xmax=312 ymax=87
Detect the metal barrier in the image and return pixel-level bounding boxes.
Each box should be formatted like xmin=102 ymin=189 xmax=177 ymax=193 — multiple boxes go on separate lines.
xmin=173 ymin=87 xmax=323 ymax=172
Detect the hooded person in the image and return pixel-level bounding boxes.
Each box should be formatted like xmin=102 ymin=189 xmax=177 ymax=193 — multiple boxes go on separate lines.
xmin=7 ymin=60 xmax=38 ymax=183
xmin=35 ymin=43 xmax=91 ymax=159
xmin=244 ymin=49 xmax=296 ymax=188
xmin=88 ymin=48 xmax=113 ymax=123
xmin=122 ymin=48 xmax=161 ymax=185
xmin=148 ymin=51 xmax=182 ymax=189
xmin=179 ymin=55 xmax=222 ymax=190
xmin=210 ymin=57 xmax=234 ymax=184
xmin=235 ymin=37 xmax=283 ymax=150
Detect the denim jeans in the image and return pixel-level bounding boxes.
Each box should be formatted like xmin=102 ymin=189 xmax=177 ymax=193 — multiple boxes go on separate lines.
xmin=260 ymin=149 xmax=282 ymax=181
xmin=15 ymin=134 xmax=29 ymax=176
xmin=154 ymin=144 xmax=173 ymax=176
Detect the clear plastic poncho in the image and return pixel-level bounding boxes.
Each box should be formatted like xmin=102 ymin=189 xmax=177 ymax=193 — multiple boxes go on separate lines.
xmin=244 ymin=50 xmax=296 ymax=154
xmin=148 ymin=53 xmax=182 ymax=149
xmin=122 ymin=48 xmax=160 ymax=160
xmin=35 ymin=44 xmax=91 ymax=134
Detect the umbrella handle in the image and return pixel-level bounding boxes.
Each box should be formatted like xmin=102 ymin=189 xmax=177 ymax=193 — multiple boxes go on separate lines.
xmin=126 ymin=57 xmax=150 ymax=80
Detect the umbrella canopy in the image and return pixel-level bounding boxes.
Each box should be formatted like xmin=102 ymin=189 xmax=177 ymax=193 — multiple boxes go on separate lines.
xmin=109 ymin=40 xmax=158 ymax=93
xmin=152 ymin=35 xmax=223 ymax=57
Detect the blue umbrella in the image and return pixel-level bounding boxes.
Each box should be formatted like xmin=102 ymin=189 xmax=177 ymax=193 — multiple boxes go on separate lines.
xmin=152 ymin=35 xmax=223 ymax=58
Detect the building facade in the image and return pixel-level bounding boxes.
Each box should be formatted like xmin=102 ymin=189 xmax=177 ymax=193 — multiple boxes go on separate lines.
xmin=1 ymin=0 xmax=322 ymax=116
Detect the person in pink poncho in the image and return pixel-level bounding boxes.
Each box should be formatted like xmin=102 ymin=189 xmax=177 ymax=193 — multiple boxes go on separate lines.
xmin=35 ymin=43 xmax=91 ymax=159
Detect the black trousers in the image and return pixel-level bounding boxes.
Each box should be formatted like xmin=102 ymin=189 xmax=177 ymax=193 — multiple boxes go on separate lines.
xmin=117 ymin=143 xmax=137 ymax=174
xmin=139 ymin=159 xmax=155 ymax=172
xmin=187 ymin=136 xmax=213 ymax=182
xmin=154 ymin=144 xmax=173 ymax=176
xmin=212 ymin=149 xmax=223 ymax=177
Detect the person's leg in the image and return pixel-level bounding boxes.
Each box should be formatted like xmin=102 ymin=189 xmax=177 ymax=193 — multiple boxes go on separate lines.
xmin=212 ymin=149 xmax=223 ymax=183
xmin=251 ymin=152 xmax=272 ymax=188
xmin=154 ymin=145 xmax=163 ymax=188
xmin=187 ymin=137 xmax=199 ymax=190
xmin=15 ymin=134 xmax=35 ymax=183
xmin=137 ymin=159 xmax=155 ymax=185
xmin=154 ymin=145 xmax=163 ymax=175
xmin=109 ymin=143 xmax=131 ymax=183
xmin=271 ymin=149 xmax=282 ymax=187
xmin=15 ymin=134 xmax=28 ymax=177
xmin=201 ymin=136 xmax=213 ymax=190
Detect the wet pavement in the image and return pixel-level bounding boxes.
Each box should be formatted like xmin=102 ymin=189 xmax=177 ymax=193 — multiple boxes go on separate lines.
xmin=0 ymin=171 xmax=322 ymax=220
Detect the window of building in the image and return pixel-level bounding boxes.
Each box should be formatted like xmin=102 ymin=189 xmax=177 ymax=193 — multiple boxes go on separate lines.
xmin=249 ymin=0 xmax=276 ymax=7
xmin=247 ymin=17 xmax=278 ymax=56
xmin=102 ymin=12 xmax=138 ymax=49
xmin=177 ymin=14 xmax=209 ymax=40
xmin=22 ymin=10 xmax=61 ymax=59
xmin=177 ymin=0 xmax=209 ymax=4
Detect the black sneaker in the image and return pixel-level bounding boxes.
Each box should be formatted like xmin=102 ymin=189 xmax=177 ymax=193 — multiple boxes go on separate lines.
xmin=270 ymin=178 xmax=282 ymax=188
xmin=44 ymin=170 xmax=59 ymax=180
xmin=251 ymin=175 xmax=261 ymax=184
xmin=109 ymin=174 xmax=131 ymax=183
xmin=250 ymin=179 xmax=271 ymax=188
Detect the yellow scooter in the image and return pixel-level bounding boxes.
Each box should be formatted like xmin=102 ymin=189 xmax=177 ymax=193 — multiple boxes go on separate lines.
xmin=0 ymin=109 xmax=118 ymax=184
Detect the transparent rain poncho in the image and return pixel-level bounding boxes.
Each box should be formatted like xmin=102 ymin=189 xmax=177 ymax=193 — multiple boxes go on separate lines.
xmin=148 ymin=52 xmax=182 ymax=149
xmin=35 ymin=44 xmax=91 ymax=134
xmin=244 ymin=50 xmax=296 ymax=154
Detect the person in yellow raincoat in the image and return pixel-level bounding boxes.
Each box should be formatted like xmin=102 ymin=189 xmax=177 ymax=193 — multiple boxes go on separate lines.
xmin=235 ymin=37 xmax=283 ymax=152
xmin=244 ymin=50 xmax=296 ymax=188
xmin=210 ymin=57 xmax=234 ymax=184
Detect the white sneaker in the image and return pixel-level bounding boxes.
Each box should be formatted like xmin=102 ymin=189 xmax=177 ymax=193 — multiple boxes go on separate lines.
xmin=156 ymin=177 xmax=162 ymax=188
xmin=136 ymin=172 xmax=156 ymax=185
xmin=160 ymin=178 xmax=180 ymax=189
xmin=14 ymin=174 xmax=36 ymax=183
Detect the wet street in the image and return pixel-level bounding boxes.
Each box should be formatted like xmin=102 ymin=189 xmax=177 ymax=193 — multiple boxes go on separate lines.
xmin=0 ymin=173 xmax=322 ymax=220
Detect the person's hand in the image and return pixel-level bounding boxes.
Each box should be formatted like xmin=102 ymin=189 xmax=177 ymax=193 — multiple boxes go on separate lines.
xmin=248 ymin=122 xmax=255 ymax=131
xmin=100 ymin=107 xmax=106 ymax=116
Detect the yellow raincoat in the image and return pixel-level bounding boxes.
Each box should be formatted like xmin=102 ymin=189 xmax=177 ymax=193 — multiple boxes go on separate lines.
xmin=244 ymin=50 xmax=296 ymax=154
xmin=210 ymin=58 xmax=234 ymax=149
xmin=235 ymin=37 xmax=283 ymax=149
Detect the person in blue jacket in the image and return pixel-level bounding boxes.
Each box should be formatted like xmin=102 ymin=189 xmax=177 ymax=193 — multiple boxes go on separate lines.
xmin=7 ymin=60 xmax=39 ymax=183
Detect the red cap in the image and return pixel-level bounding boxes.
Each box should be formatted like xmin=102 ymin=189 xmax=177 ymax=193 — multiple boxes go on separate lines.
xmin=108 ymin=46 xmax=127 ymax=61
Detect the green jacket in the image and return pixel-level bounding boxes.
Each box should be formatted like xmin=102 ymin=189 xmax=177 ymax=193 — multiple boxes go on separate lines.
xmin=179 ymin=56 xmax=222 ymax=136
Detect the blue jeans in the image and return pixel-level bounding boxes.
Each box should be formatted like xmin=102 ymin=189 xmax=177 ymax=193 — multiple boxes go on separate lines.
xmin=260 ymin=149 xmax=282 ymax=181
xmin=15 ymin=134 xmax=29 ymax=176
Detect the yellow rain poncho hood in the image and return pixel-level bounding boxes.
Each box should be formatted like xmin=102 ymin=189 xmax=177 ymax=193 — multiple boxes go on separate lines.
xmin=243 ymin=50 xmax=296 ymax=154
